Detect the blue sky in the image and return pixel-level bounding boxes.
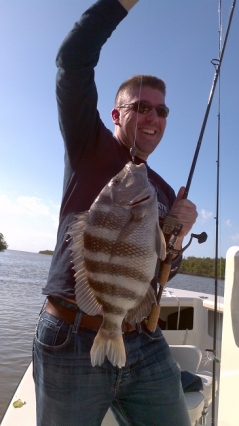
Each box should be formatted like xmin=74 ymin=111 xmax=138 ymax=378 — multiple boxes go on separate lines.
xmin=1 ymin=0 xmax=238 ymax=258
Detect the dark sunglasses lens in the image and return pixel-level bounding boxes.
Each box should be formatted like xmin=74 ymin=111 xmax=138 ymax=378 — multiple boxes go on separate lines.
xmin=132 ymin=102 xmax=169 ymax=118
xmin=156 ymin=106 xmax=168 ymax=118
xmin=136 ymin=102 xmax=151 ymax=114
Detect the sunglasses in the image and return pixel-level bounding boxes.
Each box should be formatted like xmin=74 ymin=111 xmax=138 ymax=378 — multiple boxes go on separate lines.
xmin=118 ymin=101 xmax=169 ymax=118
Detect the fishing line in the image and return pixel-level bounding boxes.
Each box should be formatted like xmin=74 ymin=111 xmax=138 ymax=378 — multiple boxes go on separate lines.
xmin=130 ymin=1 xmax=156 ymax=163
xmin=130 ymin=75 xmax=143 ymax=162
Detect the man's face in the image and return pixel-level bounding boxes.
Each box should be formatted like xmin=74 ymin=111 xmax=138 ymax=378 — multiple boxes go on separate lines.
xmin=112 ymin=86 xmax=167 ymax=161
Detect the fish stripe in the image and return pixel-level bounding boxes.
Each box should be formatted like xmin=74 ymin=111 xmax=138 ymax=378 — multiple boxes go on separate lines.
xmin=85 ymin=258 xmax=148 ymax=282
xmin=92 ymin=193 xmax=112 ymax=207
xmin=84 ymin=249 xmax=157 ymax=272
xmin=86 ymin=271 xmax=148 ymax=296
xmin=88 ymin=279 xmax=141 ymax=300
xmin=95 ymin=300 xmax=125 ymax=316
xmin=101 ymin=317 xmax=121 ymax=333
xmin=88 ymin=210 xmax=125 ymax=230
xmin=94 ymin=291 xmax=138 ymax=311
xmin=84 ymin=232 xmax=148 ymax=257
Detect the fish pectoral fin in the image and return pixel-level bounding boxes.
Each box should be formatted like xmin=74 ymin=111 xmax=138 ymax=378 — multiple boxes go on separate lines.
xmin=124 ymin=286 xmax=156 ymax=324
xmin=131 ymin=205 xmax=146 ymax=221
xmin=156 ymin=222 xmax=166 ymax=260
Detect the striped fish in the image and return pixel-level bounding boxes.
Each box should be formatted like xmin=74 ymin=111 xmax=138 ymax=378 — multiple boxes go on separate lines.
xmin=67 ymin=162 xmax=166 ymax=367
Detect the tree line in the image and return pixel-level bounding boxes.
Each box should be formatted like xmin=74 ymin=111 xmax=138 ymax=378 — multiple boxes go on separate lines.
xmin=0 ymin=233 xmax=8 ymax=252
xmin=179 ymin=256 xmax=225 ymax=279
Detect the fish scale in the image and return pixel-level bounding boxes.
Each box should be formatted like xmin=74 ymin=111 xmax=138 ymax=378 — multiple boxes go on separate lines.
xmin=67 ymin=161 xmax=166 ymax=367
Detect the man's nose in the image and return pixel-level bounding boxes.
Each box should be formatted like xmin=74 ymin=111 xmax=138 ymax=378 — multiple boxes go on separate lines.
xmin=145 ymin=107 xmax=159 ymax=120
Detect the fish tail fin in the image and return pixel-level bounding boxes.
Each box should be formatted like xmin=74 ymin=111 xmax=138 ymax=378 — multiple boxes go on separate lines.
xmin=90 ymin=328 xmax=126 ymax=368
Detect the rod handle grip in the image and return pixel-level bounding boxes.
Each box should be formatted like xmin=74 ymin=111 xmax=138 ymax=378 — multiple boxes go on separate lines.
xmin=160 ymin=262 xmax=172 ymax=287
xmin=146 ymin=303 xmax=161 ymax=332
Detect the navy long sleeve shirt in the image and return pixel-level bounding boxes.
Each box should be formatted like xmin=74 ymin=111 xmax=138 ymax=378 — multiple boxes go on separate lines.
xmin=43 ymin=0 xmax=180 ymax=299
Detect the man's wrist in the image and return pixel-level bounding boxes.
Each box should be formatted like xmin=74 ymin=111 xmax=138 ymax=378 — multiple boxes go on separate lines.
xmin=172 ymin=236 xmax=184 ymax=258
xmin=117 ymin=0 xmax=138 ymax=12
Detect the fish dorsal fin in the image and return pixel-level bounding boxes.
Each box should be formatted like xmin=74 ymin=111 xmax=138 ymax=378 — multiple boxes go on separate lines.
xmin=156 ymin=222 xmax=166 ymax=261
xmin=68 ymin=212 xmax=102 ymax=316
xmin=124 ymin=285 xmax=156 ymax=325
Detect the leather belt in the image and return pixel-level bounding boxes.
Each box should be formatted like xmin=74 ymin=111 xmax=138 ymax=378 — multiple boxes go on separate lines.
xmin=45 ymin=296 xmax=142 ymax=333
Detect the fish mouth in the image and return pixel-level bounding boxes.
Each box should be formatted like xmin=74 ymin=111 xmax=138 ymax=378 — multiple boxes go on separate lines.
xmin=130 ymin=195 xmax=150 ymax=206
xmin=128 ymin=187 xmax=153 ymax=206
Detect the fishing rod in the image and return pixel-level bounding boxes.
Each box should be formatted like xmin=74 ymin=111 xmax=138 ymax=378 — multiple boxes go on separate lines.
xmin=210 ymin=1 xmax=222 ymax=424
xmin=184 ymin=0 xmax=237 ymax=200
xmin=147 ymin=0 xmax=237 ymax=333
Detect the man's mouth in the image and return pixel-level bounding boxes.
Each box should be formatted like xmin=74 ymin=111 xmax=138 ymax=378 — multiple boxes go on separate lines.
xmin=140 ymin=128 xmax=156 ymax=135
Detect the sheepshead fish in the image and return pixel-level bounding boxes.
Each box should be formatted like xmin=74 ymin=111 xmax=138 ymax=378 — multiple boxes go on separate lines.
xmin=67 ymin=162 xmax=166 ymax=368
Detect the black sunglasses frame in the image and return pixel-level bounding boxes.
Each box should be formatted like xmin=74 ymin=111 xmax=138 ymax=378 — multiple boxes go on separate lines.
xmin=118 ymin=101 xmax=169 ymax=118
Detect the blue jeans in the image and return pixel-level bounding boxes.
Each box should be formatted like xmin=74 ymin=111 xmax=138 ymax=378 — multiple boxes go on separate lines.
xmin=33 ymin=310 xmax=191 ymax=426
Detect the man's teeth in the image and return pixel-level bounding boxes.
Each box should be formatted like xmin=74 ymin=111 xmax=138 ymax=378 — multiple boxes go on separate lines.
xmin=141 ymin=129 xmax=155 ymax=135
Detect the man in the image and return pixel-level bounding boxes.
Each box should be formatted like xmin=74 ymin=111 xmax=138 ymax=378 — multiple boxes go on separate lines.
xmin=33 ymin=1 xmax=197 ymax=425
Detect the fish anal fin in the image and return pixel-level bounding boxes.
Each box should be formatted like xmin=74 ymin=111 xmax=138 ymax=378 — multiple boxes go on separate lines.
xmin=124 ymin=285 xmax=156 ymax=325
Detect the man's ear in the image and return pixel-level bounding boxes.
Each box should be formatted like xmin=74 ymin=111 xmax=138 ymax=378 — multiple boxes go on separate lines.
xmin=111 ymin=108 xmax=120 ymax=125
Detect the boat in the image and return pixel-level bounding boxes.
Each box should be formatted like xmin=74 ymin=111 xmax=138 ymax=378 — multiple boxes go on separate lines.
xmin=1 ymin=246 xmax=238 ymax=426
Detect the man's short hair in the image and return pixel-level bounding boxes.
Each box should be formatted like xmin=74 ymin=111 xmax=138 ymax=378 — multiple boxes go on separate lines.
xmin=115 ymin=74 xmax=166 ymax=106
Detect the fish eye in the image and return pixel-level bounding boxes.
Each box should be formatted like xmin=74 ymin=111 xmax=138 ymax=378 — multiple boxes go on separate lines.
xmin=112 ymin=178 xmax=120 ymax=186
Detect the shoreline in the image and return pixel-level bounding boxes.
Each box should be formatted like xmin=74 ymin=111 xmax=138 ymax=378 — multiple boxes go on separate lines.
xmin=178 ymin=271 xmax=224 ymax=280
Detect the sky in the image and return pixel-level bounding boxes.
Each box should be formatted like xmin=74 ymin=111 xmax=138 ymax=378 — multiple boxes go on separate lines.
xmin=0 ymin=0 xmax=238 ymax=259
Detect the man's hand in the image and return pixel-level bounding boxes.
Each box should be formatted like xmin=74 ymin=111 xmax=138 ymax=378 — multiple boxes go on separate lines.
xmin=117 ymin=0 xmax=139 ymax=12
xmin=169 ymin=186 xmax=198 ymax=251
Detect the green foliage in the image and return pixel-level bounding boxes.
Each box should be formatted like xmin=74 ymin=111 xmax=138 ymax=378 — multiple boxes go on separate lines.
xmin=180 ymin=256 xmax=225 ymax=279
xmin=0 ymin=233 xmax=8 ymax=252
xmin=39 ymin=250 xmax=54 ymax=255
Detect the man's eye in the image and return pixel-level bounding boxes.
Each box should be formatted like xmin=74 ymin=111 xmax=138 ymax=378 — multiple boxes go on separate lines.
xmin=139 ymin=105 xmax=149 ymax=114
xmin=139 ymin=106 xmax=149 ymax=114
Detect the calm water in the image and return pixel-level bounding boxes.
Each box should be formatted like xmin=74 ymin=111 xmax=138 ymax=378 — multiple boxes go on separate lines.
xmin=0 ymin=250 xmax=224 ymax=421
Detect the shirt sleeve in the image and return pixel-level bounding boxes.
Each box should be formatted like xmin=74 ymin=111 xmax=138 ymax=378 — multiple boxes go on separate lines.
xmin=55 ymin=0 xmax=127 ymax=167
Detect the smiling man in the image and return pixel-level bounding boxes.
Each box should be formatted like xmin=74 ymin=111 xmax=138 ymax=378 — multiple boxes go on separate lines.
xmin=33 ymin=1 xmax=197 ymax=425
xmin=112 ymin=77 xmax=168 ymax=160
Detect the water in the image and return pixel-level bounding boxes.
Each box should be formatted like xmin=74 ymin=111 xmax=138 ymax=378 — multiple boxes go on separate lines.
xmin=0 ymin=250 xmax=224 ymax=421
xmin=0 ymin=250 xmax=50 ymax=421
